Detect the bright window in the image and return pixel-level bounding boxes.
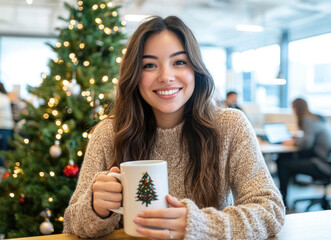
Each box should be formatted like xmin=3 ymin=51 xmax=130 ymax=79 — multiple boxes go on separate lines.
xmin=200 ymin=47 xmax=227 ymax=97
xmin=0 ymin=36 xmax=56 ymax=99
xmin=232 ymin=44 xmax=280 ymax=110
xmin=288 ymin=33 xmax=331 ymax=114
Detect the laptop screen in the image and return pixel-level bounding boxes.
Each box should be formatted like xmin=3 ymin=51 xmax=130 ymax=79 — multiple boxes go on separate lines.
xmin=263 ymin=123 xmax=292 ymax=144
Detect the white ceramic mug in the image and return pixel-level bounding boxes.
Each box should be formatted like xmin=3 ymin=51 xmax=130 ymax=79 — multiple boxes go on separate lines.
xmin=108 ymin=160 xmax=169 ymax=237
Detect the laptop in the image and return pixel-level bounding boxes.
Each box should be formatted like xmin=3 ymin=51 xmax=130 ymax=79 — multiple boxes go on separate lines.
xmin=263 ymin=123 xmax=292 ymax=144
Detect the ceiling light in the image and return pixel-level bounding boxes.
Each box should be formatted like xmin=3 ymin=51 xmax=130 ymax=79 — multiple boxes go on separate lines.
xmin=26 ymin=0 xmax=33 ymax=4
xmin=235 ymin=24 xmax=264 ymax=32
xmin=124 ymin=14 xmax=150 ymax=22
xmin=260 ymin=78 xmax=286 ymax=85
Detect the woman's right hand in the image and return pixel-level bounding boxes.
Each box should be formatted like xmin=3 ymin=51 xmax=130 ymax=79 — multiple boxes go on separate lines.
xmin=92 ymin=167 xmax=122 ymax=218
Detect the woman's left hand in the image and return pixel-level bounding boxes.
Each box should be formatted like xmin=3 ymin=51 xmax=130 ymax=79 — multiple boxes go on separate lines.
xmin=133 ymin=195 xmax=187 ymax=240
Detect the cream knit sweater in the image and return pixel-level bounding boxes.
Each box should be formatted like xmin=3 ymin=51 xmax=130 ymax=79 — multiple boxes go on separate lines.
xmin=63 ymin=109 xmax=285 ymax=239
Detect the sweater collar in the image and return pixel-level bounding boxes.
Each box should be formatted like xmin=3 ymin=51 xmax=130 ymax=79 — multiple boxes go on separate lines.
xmin=156 ymin=121 xmax=184 ymax=142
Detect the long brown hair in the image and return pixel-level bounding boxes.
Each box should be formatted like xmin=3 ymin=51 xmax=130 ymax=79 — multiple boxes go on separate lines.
xmin=0 ymin=82 xmax=7 ymax=95
xmin=292 ymin=98 xmax=319 ymax=129
xmin=109 ymin=16 xmax=220 ymax=208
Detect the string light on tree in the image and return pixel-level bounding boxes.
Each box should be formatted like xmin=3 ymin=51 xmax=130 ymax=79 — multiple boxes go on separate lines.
xmin=95 ymin=18 xmax=102 ymax=24
xmin=112 ymin=78 xmax=118 ymax=84
xmin=102 ymin=76 xmax=109 ymax=82
xmin=104 ymin=27 xmax=112 ymax=35
xmin=77 ymin=23 xmax=83 ymax=30
xmin=77 ymin=150 xmax=83 ymax=157
xmin=43 ymin=113 xmax=49 ymax=119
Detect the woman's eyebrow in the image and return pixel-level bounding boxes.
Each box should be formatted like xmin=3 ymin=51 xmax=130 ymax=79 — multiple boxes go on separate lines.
xmin=142 ymin=55 xmax=157 ymax=59
xmin=170 ymin=51 xmax=186 ymax=58
xmin=142 ymin=51 xmax=187 ymax=59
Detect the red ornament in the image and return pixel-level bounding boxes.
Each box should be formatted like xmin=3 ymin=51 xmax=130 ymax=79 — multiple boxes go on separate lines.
xmin=2 ymin=172 xmax=10 ymax=179
xmin=63 ymin=162 xmax=79 ymax=178
xmin=19 ymin=194 xmax=26 ymax=205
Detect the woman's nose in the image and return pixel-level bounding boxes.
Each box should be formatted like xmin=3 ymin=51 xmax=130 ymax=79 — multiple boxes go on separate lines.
xmin=158 ymin=66 xmax=175 ymax=83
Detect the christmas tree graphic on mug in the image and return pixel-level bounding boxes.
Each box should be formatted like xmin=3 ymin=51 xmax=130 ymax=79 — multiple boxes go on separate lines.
xmin=136 ymin=171 xmax=158 ymax=206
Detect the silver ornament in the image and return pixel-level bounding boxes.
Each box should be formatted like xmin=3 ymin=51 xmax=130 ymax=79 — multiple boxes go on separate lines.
xmin=49 ymin=141 xmax=62 ymax=158
xmin=39 ymin=219 xmax=54 ymax=235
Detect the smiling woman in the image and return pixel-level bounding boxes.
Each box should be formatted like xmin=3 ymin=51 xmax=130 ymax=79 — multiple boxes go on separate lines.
xmin=139 ymin=30 xmax=195 ymax=128
xmin=63 ymin=16 xmax=285 ymax=240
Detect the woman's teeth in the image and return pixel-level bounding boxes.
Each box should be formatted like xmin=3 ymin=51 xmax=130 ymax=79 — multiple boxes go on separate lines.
xmin=156 ymin=89 xmax=180 ymax=96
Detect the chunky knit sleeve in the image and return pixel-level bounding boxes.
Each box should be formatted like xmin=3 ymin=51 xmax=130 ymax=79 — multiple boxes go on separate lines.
xmin=63 ymin=119 xmax=121 ymax=238
xmin=181 ymin=109 xmax=285 ymax=240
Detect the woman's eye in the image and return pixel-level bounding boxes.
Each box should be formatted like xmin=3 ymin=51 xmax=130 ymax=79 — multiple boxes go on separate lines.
xmin=175 ymin=60 xmax=186 ymax=65
xmin=143 ymin=63 xmax=156 ymax=69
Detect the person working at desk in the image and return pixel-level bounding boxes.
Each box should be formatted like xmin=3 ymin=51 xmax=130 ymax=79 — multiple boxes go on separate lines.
xmin=63 ymin=16 xmax=285 ymax=240
xmin=277 ymin=98 xmax=331 ymax=208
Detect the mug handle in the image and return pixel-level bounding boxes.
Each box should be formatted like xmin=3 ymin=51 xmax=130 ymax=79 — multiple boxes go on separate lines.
xmin=107 ymin=172 xmax=123 ymax=215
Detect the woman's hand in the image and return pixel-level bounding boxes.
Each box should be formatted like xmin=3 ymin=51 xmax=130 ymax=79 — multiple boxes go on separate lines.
xmin=92 ymin=167 xmax=122 ymax=218
xmin=282 ymin=138 xmax=295 ymax=146
xmin=133 ymin=195 xmax=187 ymax=240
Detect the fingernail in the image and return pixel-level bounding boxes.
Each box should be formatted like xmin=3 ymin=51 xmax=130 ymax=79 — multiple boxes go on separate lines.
xmin=133 ymin=217 xmax=141 ymax=224
xmin=136 ymin=227 xmax=143 ymax=233
xmin=137 ymin=211 xmax=144 ymax=217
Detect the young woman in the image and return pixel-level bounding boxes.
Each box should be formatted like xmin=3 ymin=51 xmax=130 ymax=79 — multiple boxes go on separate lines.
xmin=63 ymin=16 xmax=285 ymax=239
xmin=277 ymin=98 xmax=331 ymax=207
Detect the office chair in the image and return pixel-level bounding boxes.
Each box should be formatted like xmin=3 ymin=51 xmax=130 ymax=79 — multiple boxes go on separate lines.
xmin=292 ymin=176 xmax=331 ymax=211
xmin=292 ymin=149 xmax=331 ymax=212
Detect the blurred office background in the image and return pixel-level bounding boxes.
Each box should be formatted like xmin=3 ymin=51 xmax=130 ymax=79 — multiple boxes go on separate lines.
xmin=1 ymin=0 xmax=331 ymax=122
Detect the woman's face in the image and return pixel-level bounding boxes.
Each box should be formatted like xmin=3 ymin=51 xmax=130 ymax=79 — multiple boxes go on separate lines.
xmin=138 ymin=30 xmax=195 ymax=128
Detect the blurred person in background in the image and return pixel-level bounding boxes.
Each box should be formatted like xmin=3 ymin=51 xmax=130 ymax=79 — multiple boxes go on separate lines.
xmin=0 ymin=82 xmax=14 ymax=168
xmin=277 ymin=97 xmax=331 ymax=208
xmin=224 ymin=91 xmax=244 ymax=112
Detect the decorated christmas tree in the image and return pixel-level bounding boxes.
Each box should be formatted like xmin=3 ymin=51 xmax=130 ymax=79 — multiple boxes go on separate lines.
xmin=136 ymin=171 xmax=158 ymax=207
xmin=0 ymin=0 xmax=126 ymax=238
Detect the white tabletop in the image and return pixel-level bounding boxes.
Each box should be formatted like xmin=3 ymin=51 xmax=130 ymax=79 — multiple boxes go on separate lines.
xmin=260 ymin=143 xmax=299 ymax=154
xmin=269 ymin=210 xmax=331 ymax=240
